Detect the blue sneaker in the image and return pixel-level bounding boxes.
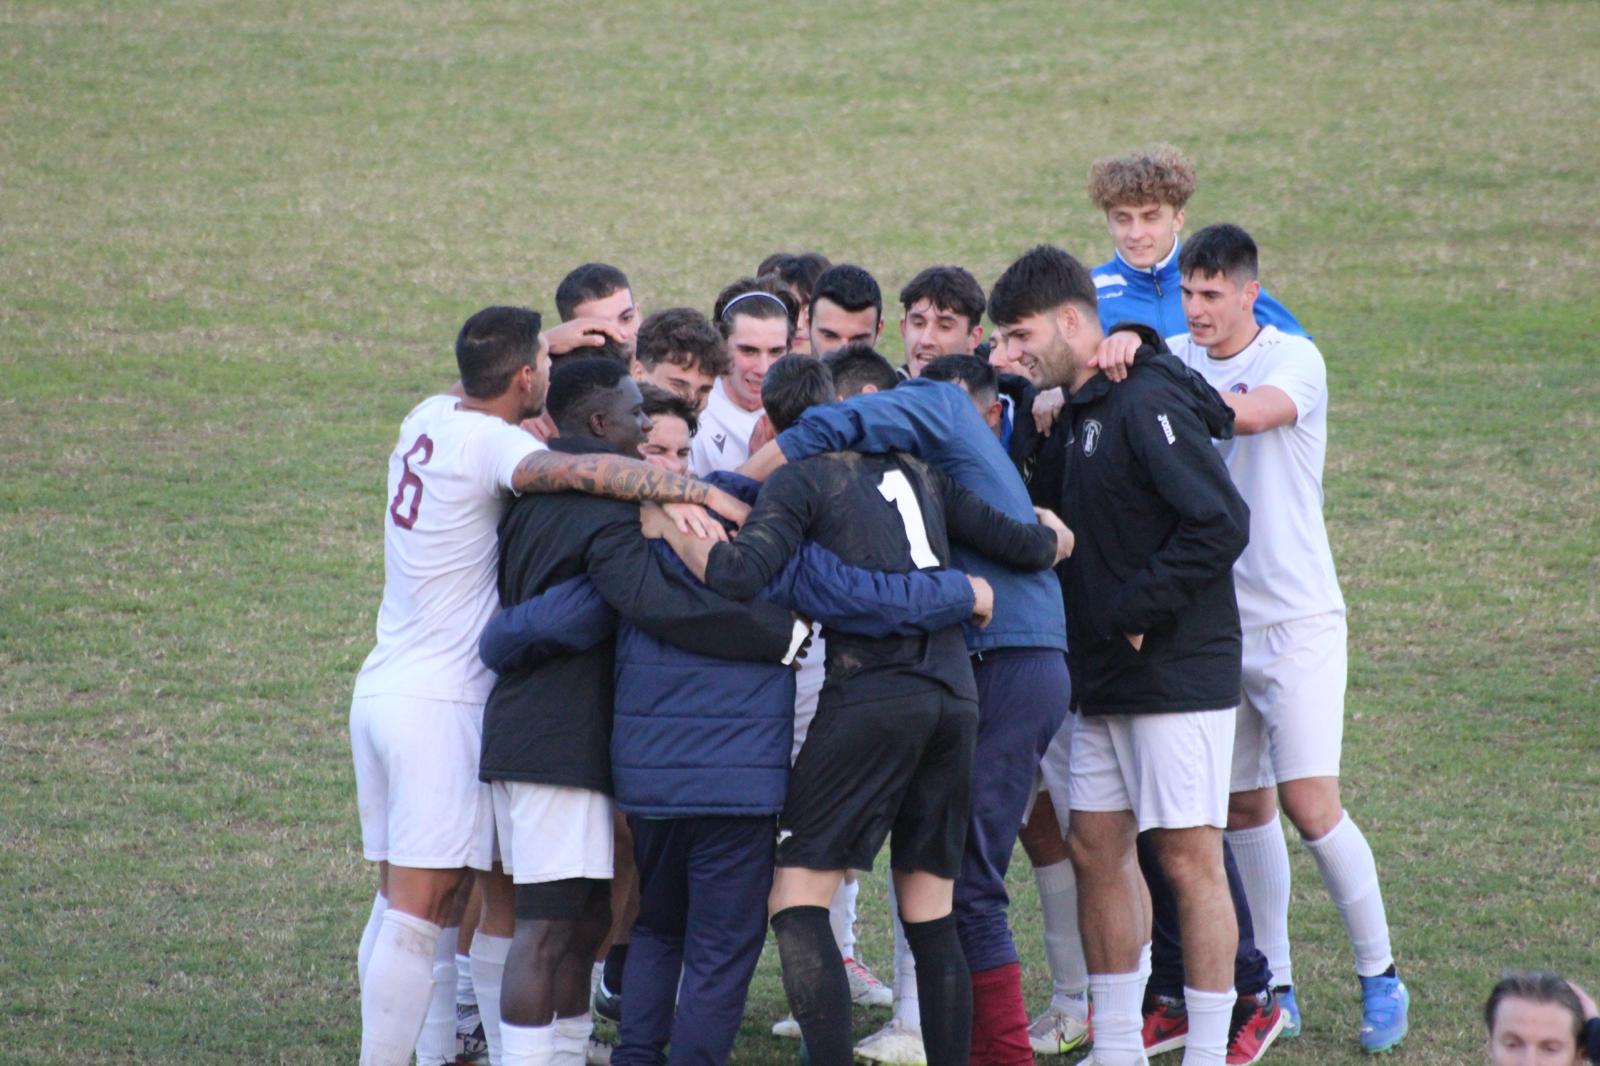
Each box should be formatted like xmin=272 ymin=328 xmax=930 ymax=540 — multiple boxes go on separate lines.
xmin=1273 ymin=985 xmax=1302 ymax=1038
xmin=1358 ymin=974 xmax=1409 ymax=1053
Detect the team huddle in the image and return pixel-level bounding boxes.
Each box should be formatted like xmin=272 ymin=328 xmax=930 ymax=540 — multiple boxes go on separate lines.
xmin=347 ymin=146 xmax=1409 ymax=1066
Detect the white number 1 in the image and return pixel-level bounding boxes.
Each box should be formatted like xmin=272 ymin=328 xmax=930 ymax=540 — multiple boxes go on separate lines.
xmin=878 ymin=469 xmax=941 ymax=570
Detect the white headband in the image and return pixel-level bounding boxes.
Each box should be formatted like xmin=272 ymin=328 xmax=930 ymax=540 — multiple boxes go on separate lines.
xmin=720 ymin=290 xmax=790 ymax=320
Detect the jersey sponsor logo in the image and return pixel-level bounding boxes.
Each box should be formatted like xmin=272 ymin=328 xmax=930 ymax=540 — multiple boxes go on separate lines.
xmin=712 ymin=432 xmax=727 ymax=453
xmin=1157 ymin=413 xmax=1176 ymax=444
xmin=1230 ymin=382 xmax=1250 ymax=394
xmin=1082 ymin=419 xmax=1102 ymax=456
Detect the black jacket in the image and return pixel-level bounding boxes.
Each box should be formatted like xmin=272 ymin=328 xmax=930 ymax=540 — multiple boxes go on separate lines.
xmin=479 ymin=437 xmax=796 ymax=791
xmin=1043 ymin=324 xmax=1250 ymax=716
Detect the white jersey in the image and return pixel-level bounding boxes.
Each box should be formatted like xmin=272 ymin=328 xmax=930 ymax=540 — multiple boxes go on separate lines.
xmin=1168 ymin=326 xmax=1345 ymax=629
xmin=353 ymin=394 xmax=546 ymax=704
xmin=689 ymin=377 xmax=763 ymax=477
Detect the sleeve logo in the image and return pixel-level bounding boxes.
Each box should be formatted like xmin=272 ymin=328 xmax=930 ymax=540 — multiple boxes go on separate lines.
xmin=1082 ymin=419 xmax=1102 ymax=456
xmin=1157 ymin=413 xmax=1176 ymax=444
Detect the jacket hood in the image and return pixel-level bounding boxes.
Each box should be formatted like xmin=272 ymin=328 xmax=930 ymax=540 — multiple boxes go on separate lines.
xmin=1102 ymin=321 xmax=1237 ymax=441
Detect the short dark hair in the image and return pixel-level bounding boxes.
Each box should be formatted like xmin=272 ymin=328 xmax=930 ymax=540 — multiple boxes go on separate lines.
xmin=987 ymin=245 xmax=1097 ymax=328
xmin=1484 ymin=971 xmax=1585 ymax=1041
xmin=546 ymin=357 xmax=632 ymax=436
xmin=824 ymin=343 xmax=899 ymax=400
xmin=899 ymin=265 xmax=986 ymax=330
xmin=555 ymin=263 xmax=630 ymax=322
xmin=1178 ymin=223 xmax=1259 ymax=284
xmin=712 ymin=277 xmax=797 ymax=341
xmin=810 ymin=264 xmax=882 ymax=321
xmin=759 ymin=252 xmax=832 ymax=303
xmin=639 ymin=384 xmax=699 ymax=437
xmin=761 ymin=354 xmax=834 ymax=434
xmin=456 ymin=306 xmax=542 ymax=399
xmin=549 ymin=335 xmax=631 ymax=373
xmin=636 ymin=307 xmax=730 ymax=378
xmin=920 ymin=354 xmax=999 ymax=405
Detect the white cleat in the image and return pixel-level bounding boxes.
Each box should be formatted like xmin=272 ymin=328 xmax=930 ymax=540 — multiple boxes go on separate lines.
xmin=585 ymin=1035 xmax=613 ymax=1065
xmin=855 ymin=1018 xmax=927 ymax=1064
xmin=773 ymin=1015 xmax=802 ymax=1039
xmin=1028 ymin=1002 xmax=1092 ymax=1055
xmin=845 ymin=957 xmax=894 ymax=1008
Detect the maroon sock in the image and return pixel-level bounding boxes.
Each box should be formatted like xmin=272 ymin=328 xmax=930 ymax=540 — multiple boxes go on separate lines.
xmin=969 ymin=962 xmax=1032 ymax=1066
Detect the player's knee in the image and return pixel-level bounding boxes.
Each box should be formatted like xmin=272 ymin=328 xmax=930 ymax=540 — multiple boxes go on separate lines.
xmin=1149 ymin=828 xmax=1225 ymax=889
xmin=1279 ymin=777 xmax=1344 ymax=840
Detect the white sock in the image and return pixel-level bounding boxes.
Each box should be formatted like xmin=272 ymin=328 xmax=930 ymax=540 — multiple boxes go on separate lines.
xmin=1180 ymin=986 xmax=1236 ymax=1066
xmin=1138 ymin=940 xmax=1152 ymax=987
xmin=359 ymin=910 xmax=442 ymax=1066
xmin=415 ymin=926 xmax=459 ymax=1065
xmin=552 ymin=1014 xmax=593 ymax=1066
xmin=457 ymin=952 xmax=477 ymax=1007
xmin=887 ymin=879 xmax=920 ymax=1030
xmin=830 ymin=877 xmax=859 ymax=959
xmin=500 ymin=1021 xmax=556 ymax=1066
xmin=471 ymin=933 xmax=513 ymax=1066
xmin=358 ymin=891 xmax=387 ymax=989
xmin=1086 ymin=965 xmax=1149 ymax=1066
xmin=1305 ymin=812 xmax=1395 ymax=976
xmin=1035 ymin=859 xmax=1089 ymax=1009
xmin=1227 ymin=818 xmax=1294 ymax=988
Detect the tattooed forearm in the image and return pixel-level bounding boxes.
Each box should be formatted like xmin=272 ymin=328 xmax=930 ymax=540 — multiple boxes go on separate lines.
xmin=513 ymin=451 xmax=713 ymax=505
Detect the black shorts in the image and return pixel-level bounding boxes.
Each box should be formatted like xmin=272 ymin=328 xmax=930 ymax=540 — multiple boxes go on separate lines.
xmin=776 ymin=686 xmax=978 ymax=879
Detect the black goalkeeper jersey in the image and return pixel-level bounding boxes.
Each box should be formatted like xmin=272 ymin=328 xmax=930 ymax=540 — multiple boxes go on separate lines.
xmin=704 ymin=450 xmax=1057 ymax=702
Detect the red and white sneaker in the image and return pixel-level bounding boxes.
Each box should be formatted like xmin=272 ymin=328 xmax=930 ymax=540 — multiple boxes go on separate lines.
xmin=1142 ymin=994 xmax=1189 ymax=1056
xmin=1227 ymin=989 xmax=1286 ymax=1065
xmin=844 ymin=956 xmax=893 ymax=1008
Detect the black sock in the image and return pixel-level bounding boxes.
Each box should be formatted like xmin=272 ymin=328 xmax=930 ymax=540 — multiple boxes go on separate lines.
xmin=771 ymin=905 xmax=852 ymax=1066
xmin=603 ymin=943 xmax=628 ymax=995
xmin=902 ymin=913 xmax=971 ymax=1066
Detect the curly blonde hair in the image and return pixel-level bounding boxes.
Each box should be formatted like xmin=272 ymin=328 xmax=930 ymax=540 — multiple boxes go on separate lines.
xmin=1087 ymin=145 xmax=1198 ymax=212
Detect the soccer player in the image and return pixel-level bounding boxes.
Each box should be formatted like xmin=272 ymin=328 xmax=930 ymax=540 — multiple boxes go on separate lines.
xmin=1165 ymin=223 xmax=1408 ymax=1053
xmin=990 ymin=245 xmax=1251 ymax=1066
xmin=349 ymin=307 xmax=750 ymax=1066
xmin=556 ymin=263 xmax=643 ymax=357
xmin=758 ymin=251 xmax=832 ymax=353
xmin=1086 ymin=145 xmax=1305 ymax=340
xmin=638 ymin=386 xmax=696 ymax=476
xmin=740 ymin=347 xmax=1076 ymax=1064
xmin=808 ymin=264 xmax=885 ymax=357
xmin=632 ymin=307 xmax=728 ymax=414
xmin=690 ymin=278 xmax=796 ymax=477
xmin=897 ymin=265 xmax=986 ymax=378
xmin=479 ymin=357 xmax=800 ymax=1066
xmin=661 ymin=355 xmax=1072 ymax=1066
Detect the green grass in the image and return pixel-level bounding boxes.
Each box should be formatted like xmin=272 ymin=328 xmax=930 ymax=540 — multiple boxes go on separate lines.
xmin=3 ymin=0 xmax=1598 ymax=1062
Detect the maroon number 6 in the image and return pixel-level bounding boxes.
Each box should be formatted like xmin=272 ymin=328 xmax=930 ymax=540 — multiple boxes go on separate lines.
xmin=389 ymin=434 xmax=434 ymax=529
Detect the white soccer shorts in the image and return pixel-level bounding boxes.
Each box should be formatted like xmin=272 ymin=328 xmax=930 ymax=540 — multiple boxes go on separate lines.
xmin=350 ymin=693 xmax=495 ymax=870
xmin=1230 ymin=611 xmax=1348 ymax=792
xmin=492 ymin=781 xmax=614 ymax=884
xmin=1037 ymin=710 xmax=1077 ymax=831
xmin=1068 ymin=708 xmax=1236 ymax=832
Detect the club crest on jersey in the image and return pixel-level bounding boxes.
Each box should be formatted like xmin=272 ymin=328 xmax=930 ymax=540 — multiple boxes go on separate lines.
xmin=1230 ymin=382 xmax=1250 ymax=394
xmin=1082 ymin=419 xmax=1102 ymax=456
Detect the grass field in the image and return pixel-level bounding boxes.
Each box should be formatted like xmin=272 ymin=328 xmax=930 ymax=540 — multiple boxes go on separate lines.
xmin=3 ymin=1 xmax=1598 ymax=1062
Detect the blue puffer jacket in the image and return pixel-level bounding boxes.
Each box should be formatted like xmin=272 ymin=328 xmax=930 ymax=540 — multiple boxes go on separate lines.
xmin=1091 ymin=237 xmax=1308 ymax=341
xmin=775 ymin=377 xmax=1067 ymax=654
xmin=478 ymin=475 xmax=976 ymax=818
